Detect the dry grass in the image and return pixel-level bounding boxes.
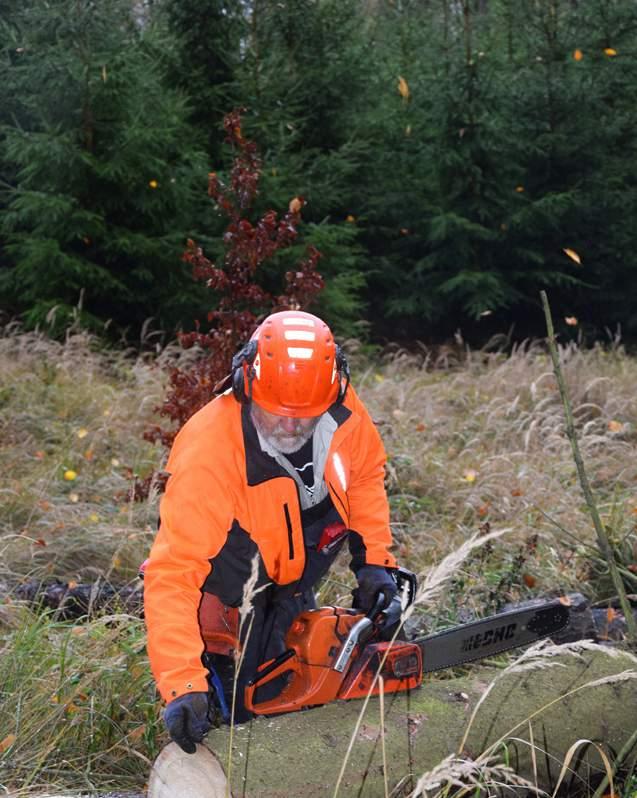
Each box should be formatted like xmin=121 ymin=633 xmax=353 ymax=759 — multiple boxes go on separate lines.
xmin=2 ymin=326 xmax=637 ymax=794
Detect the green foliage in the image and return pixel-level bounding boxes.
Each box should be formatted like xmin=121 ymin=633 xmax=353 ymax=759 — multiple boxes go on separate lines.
xmin=4 ymin=0 xmax=637 ymax=343
xmin=0 ymin=0 xmax=210 ymax=337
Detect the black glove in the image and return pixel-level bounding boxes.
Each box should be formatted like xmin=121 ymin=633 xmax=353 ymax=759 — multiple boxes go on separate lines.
xmin=352 ymin=565 xmax=397 ymax=612
xmin=163 ymin=691 xmax=213 ymax=754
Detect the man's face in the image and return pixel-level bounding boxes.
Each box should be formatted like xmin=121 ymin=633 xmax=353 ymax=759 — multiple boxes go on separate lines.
xmin=251 ymin=403 xmax=320 ymax=454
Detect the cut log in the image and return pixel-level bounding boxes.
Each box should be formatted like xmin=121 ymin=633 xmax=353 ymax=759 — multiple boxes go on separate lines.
xmin=197 ymin=645 xmax=637 ymax=798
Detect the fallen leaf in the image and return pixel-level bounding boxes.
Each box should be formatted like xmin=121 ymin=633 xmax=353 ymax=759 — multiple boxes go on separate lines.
xmin=69 ymin=493 xmax=79 ymax=503
xmin=68 ymin=580 xmax=78 ymax=589
xmin=35 ymin=538 xmax=47 ymax=547
xmin=34 ymin=450 xmax=45 ymax=460
xmin=84 ymin=449 xmax=94 ymax=461
xmin=604 ymin=48 xmax=617 ymax=56
xmin=0 ymin=734 xmax=16 ymax=753
xmin=608 ymin=420 xmax=622 ymax=433
xmin=63 ymin=469 xmax=78 ymax=481
xmin=88 ymin=513 xmax=99 ymax=523
xmin=477 ymin=504 xmax=489 ymax=517
xmin=463 ymin=469 xmax=477 ymax=483
xmin=511 ymin=488 xmax=524 ymax=497
xmin=415 ymin=423 xmax=427 ymax=432
xmin=345 ymin=214 xmax=356 ymax=223
xmin=523 ymin=573 xmax=537 ymax=588
xmin=565 ymin=316 xmax=578 ymax=326
xmin=288 ymin=196 xmax=303 ymax=214
xmin=606 ymin=607 xmax=617 ymax=623
xmin=111 ymin=458 xmax=120 ymax=466
xmin=573 ymin=49 xmax=583 ymax=61
xmin=563 ymin=247 xmax=581 ymax=264
xmin=397 ymin=75 xmax=410 ymax=100
xmin=148 ymin=179 xmax=158 ymax=189
xmin=77 ymin=428 xmax=88 ymax=439
xmin=38 ymin=500 xmax=51 ymax=511
xmin=374 ymin=374 xmax=384 ymax=383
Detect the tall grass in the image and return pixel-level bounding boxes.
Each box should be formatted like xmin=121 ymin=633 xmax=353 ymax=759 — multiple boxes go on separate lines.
xmin=2 ymin=326 xmax=637 ymax=794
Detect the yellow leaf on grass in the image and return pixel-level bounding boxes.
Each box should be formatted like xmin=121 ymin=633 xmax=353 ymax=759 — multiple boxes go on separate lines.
xmin=374 ymin=373 xmax=385 ymax=383
xmin=604 ymin=48 xmax=617 ymax=57
xmin=463 ymin=469 xmax=477 ymax=483
xmin=608 ymin=420 xmax=623 ymax=433
xmin=64 ymin=469 xmax=77 ymax=481
xmin=77 ymin=428 xmax=88 ymax=439
xmin=563 ymin=247 xmax=581 ymax=264
xmin=397 ymin=75 xmax=410 ymax=100
xmin=148 ymin=180 xmax=158 ymax=189
xmin=0 ymin=734 xmax=16 ymax=752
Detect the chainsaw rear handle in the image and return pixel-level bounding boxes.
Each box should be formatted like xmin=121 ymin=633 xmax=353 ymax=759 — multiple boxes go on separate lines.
xmin=247 ymin=648 xmax=297 ymax=690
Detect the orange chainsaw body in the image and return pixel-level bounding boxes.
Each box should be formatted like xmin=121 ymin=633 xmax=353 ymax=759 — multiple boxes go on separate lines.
xmin=244 ymin=606 xmax=422 ymax=715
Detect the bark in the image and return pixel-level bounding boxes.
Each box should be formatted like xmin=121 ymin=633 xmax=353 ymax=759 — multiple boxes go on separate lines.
xmin=198 ymin=645 xmax=637 ymax=798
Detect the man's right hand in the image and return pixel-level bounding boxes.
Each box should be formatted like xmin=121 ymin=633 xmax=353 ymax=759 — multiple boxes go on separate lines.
xmin=163 ymin=692 xmax=213 ymax=754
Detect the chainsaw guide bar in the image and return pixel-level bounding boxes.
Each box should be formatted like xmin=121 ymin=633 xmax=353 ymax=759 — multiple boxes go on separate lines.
xmin=416 ymin=599 xmax=570 ymax=673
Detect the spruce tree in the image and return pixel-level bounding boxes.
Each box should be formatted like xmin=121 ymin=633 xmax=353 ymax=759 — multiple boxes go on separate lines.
xmin=0 ymin=0 xmax=210 ymax=336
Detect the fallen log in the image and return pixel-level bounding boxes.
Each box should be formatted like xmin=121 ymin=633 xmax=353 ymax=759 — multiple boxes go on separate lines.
xmin=196 ymin=644 xmax=637 ymax=798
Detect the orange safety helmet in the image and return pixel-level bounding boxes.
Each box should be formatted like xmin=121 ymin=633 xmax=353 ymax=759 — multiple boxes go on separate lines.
xmin=231 ymin=311 xmax=349 ymax=417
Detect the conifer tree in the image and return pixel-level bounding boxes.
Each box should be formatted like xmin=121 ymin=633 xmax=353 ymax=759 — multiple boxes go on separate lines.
xmin=0 ymin=0 xmax=209 ymax=336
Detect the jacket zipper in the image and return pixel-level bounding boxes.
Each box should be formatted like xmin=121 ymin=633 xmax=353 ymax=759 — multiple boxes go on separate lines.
xmin=283 ymin=503 xmax=295 ymax=559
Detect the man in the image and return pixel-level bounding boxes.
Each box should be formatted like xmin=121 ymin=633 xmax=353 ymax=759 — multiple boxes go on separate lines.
xmin=144 ymin=310 xmax=400 ymax=753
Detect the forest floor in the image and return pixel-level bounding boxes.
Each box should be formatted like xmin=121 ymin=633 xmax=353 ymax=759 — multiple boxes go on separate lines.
xmin=1 ymin=326 xmax=636 ymax=796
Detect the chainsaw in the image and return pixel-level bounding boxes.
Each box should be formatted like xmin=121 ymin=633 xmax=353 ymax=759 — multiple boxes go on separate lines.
xmin=244 ymin=568 xmax=571 ymax=715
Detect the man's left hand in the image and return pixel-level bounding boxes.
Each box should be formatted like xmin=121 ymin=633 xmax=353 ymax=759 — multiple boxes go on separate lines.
xmin=353 ymin=565 xmax=397 ymax=612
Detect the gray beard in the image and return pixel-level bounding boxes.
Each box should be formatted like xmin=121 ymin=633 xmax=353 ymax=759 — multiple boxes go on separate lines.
xmin=259 ymin=428 xmax=313 ymax=454
xmin=251 ymin=413 xmax=314 ymax=455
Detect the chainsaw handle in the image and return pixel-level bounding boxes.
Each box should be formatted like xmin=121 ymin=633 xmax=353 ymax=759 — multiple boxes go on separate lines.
xmin=248 ymin=648 xmax=297 ymax=689
xmin=366 ymin=591 xmax=389 ymax=621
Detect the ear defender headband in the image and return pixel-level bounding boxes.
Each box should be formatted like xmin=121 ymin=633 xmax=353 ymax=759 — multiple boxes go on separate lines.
xmin=230 ymin=339 xmax=350 ymax=407
xmin=334 ymin=344 xmax=350 ymax=405
xmin=231 ymin=340 xmax=259 ymax=404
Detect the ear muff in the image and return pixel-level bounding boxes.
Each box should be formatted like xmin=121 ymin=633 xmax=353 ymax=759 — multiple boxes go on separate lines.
xmin=231 ymin=340 xmax=258 ymax=403
xmin=335 ymin=345 xmax=350 ymax=405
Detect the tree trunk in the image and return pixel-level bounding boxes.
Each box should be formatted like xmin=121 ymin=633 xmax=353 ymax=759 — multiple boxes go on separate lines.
xmin=197 ymin=646 xmax=637 ymax=798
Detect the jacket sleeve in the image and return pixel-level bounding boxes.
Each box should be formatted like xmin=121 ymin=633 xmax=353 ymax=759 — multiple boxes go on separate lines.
xmin=144 ymin=439 xmax=236 ymax=703
xmin=346 ymin=398 xmax=397 ymax=571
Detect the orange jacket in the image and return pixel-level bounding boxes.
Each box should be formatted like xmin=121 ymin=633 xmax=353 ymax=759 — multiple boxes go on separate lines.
xmin=144 ymin=386 xmax=396 ymax=702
